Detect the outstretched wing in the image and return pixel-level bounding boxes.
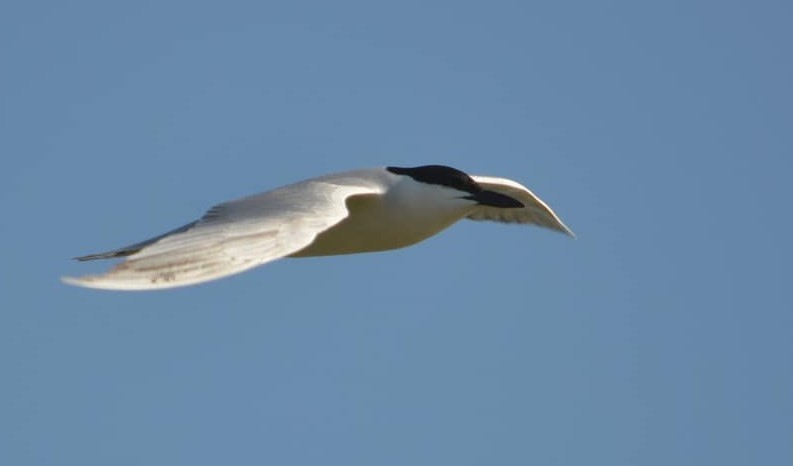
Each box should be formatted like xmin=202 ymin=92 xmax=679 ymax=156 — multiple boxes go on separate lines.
xmin=62 ymin=181 xmax=382 ymax=290
xmin=467 ymin=175 xmax=575 ymax=237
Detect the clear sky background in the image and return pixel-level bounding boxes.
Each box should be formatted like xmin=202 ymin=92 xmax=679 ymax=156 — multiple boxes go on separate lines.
xmin=2 ymin=1 xmax=791 ymax=465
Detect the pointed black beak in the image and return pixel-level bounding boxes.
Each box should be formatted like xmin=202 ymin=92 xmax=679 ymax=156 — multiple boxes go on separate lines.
xmin=464 ymin=190 xmax=524 ymax=208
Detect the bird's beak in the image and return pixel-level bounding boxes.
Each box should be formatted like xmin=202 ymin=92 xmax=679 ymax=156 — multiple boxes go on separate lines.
xmin=464 ymin=190 xmax=524 ymax=208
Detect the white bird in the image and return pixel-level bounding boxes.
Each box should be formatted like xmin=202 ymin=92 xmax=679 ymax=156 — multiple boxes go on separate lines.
xmin=63 ymin=165 xmax=574 ymax=290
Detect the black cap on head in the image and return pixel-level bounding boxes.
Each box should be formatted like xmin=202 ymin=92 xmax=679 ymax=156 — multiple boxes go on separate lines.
xmin=386 ymin=165 xmax=481 ymax=194
xmin=386 ymin=165 xmax=524 ymax=209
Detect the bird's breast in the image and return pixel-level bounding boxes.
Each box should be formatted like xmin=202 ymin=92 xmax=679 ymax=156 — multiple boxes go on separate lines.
xmin=289 ymin=193 xmax=468 ymax=257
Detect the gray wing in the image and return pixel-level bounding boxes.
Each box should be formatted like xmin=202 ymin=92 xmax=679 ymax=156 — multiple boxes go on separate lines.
xmin=467 ymin=175 xmax=575 ymax=237
xmin=62 ymin=180 xmax=382 ymax=290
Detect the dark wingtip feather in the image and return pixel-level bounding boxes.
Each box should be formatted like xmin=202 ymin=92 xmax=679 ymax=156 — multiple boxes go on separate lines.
xmin=71 ymin=220 xmax=200 ymax=262
xmin=74 ymin=249 xmax=141 ymax=261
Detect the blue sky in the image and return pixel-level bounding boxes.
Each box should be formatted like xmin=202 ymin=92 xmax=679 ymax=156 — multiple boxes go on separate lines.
xmin=2 ymin=1 xmax=791 ymax=465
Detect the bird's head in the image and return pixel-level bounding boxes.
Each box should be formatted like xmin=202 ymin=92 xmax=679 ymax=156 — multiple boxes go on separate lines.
xmin=386 ymin=165 xmax=525 ymax=208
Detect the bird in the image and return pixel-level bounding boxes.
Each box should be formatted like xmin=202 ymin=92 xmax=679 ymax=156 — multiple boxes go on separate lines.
xmin=62 ymin=165 xmax=574 ymax=290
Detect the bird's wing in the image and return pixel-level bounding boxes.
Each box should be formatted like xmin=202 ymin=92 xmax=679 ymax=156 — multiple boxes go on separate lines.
xmin=62 ymin=181 xmax=383 ymax=290
xmin=467 ymin=175 xmax=575 ymax=237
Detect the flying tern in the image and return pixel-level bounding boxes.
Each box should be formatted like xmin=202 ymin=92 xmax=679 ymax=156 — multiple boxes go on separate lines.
xmin=63 ymin=165 xmax=574 ymax=290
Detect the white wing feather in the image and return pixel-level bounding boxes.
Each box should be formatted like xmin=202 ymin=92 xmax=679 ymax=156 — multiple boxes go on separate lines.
xmin=61 ymin=180 xmax=381 ymax=290
xmin=468 ymin=175 xmax=575 ymax=237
